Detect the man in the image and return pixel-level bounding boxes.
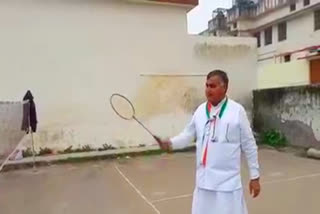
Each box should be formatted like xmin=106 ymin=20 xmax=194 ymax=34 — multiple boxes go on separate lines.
xmin=157 ymin=70 xmax=261 ymax=214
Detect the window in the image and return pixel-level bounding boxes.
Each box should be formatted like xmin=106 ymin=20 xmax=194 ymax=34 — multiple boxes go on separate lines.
xmin=284 ymin=54 xmax=291 ymax=62
xmin=304 ymin=0 xmax=310 ymax=6
xmin=315 ymin=10 xmax=320 ymax=31
xmin=290 ymin=3 xmax=296 ymax=12
xmin=278 ymin=22 xmax=287 ymax=42
xmin=255 ymin=32 xmax=261 ymax=47
xmin=233 ymin=22 xmax=237 ymax=29
xmin=264 ymin=27 xmax=273 ymax=45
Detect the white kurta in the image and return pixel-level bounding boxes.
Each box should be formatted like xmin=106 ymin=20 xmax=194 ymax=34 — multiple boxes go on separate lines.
xmin=170 ymin=98 xmax=259 ymax=214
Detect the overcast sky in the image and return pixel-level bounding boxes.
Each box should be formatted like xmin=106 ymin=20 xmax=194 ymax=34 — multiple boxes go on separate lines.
xmin=187 ymin=0 xmax=233 ymax=34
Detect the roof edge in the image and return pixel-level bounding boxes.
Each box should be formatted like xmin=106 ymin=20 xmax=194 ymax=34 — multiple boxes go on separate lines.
xmin=126 ymin=0 xmax=198 ymax=8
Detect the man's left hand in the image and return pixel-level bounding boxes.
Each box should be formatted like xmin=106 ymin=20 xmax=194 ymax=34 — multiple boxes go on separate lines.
xmin=249 ymin=178 xmax=261 ymax=198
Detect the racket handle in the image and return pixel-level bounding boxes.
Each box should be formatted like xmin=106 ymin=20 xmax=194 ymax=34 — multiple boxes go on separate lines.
xmin=153 ymin=135 xmax=162 ymax=144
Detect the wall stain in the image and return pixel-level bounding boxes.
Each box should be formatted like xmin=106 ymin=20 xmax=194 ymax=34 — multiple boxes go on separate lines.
xmin=133 ymin=77 xmax=204 ymax=120
xmin=253 ymin=85 xmax=320 ymax=149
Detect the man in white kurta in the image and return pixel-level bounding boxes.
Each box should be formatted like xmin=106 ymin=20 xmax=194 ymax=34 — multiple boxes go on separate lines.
xmin=157 ymin=70 xmax=261 ymax=214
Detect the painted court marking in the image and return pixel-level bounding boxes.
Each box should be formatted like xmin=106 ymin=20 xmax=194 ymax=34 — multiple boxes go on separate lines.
xmin=261 ymin=172 xmax=320 ymax=185
xmin=152 ymin=194 xmax=193 ymax=204
xmin=114 ymin=164 xmax=161 ymax=214
xmin=151 ymin=172 xmax=320 ymax=204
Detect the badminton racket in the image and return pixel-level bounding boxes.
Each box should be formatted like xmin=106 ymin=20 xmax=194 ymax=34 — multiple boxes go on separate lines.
xmin=109 ymin=93 xmax=161 ymax=144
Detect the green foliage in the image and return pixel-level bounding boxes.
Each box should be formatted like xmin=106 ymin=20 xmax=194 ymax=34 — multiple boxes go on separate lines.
xmin=98 ymin=143 xmax=116 ymax=151
xmin=59 ymin=145 xmax=95 ymax=154
xmin=261 ymin=129 xmax=287 ymax=147
xmin=81 ymin=145 xmax=94 ymax=152
xmin=38 ymin=147 xmax=53 ymax=156
xmin=22 ymin=148 xmax=33 ymax=158
xmin=62 ymin=146 xmax=73 ymax=154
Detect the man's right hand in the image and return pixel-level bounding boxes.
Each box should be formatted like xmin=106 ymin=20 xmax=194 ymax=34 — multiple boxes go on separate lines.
xmin=154 ymin=136 xmax=172 ymax=152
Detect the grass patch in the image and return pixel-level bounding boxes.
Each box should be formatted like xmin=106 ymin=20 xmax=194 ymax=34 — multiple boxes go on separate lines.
xmin=98 ymin=143 xmax=117 ymax=151
xmin=261 ymin=129 xmax=287 ymax=148
xmin=22 ymin=148 xmax=33 ymax=158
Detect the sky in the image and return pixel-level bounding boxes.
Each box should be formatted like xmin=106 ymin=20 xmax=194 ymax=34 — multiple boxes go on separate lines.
xmin=187 ymin=0 xmax=233 ymax=34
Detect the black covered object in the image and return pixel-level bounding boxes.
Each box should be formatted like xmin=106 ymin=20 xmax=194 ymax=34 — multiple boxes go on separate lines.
xmin=21 ymin=102 xmax=30 ymax=132
xmin=21 ymin=90 xmax=38 ymax=133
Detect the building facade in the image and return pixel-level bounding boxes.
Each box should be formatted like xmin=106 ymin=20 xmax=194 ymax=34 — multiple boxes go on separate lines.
xmin=201 ymin=0 xmax=320 ymax=89
xmin=200 ymin=8 xmax=229 ymax=36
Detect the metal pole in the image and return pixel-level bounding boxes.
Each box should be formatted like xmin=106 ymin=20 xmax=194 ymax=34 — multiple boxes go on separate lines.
xmin=31 ymin=129 xmax=36 ymax=171
xmin=0 ymin=144 xmax=21 ymax=173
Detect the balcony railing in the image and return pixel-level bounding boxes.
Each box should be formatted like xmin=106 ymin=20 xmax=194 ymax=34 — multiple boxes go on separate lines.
xmin=227 ymin=0 xmax=296 ymax=22
xmin=227 ymin=5 xmax=257 ymax=22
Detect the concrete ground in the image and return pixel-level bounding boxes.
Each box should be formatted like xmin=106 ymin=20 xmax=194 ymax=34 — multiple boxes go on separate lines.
xmin=0 ymin=148 xmax=319 ymax=214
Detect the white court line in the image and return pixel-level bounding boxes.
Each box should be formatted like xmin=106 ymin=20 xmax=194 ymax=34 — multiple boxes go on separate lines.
xmin=261 ymin=172 xmax=320 ymax=185
xmin=151 ymin=172 xmax=320 ymax=204
xmin=151 ymin=194 xmax=193 ymax=204
xmin=114 ymin=164 xmax=161 ymax=214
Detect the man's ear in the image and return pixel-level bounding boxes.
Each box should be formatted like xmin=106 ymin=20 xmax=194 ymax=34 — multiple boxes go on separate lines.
xmin=224 ymin=85 xmax=228 ymax=93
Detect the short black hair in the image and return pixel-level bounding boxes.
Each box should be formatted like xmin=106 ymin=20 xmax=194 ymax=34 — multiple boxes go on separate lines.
xmin=206 ymin=70 xmax=229 ymax=87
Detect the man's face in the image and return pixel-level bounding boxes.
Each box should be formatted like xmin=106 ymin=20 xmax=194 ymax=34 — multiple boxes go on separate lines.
xmin=205 ymin=75 xmax=227 ymax=105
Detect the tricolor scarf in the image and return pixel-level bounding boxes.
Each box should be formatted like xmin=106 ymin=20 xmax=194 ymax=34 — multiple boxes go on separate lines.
xmin=202 ymin=98 xmax=228 ymax=167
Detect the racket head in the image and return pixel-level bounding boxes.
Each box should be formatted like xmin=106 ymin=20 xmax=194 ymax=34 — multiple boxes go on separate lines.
xmin=110 ymin=93 xmax=135 ymax=120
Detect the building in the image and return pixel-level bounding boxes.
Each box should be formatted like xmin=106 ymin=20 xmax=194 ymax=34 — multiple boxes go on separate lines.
xmin=228 ymin=0 xmax=320 ymax=88
xmin=0 ymin=0 xmax=258 ymax=153
xmin=200 ymin=8 xmax=229 ymax=36
xmin=201 ymin=0 xmax=320 ymax=88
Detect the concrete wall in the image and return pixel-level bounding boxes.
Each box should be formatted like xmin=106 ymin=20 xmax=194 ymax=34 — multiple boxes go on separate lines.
xmin=258 ymin=59 xmax=310 ymax=89
xmin=253 ymin=85 xmax=320 ymax=149
xmin=0 ymin=0 xmax=257 ymax=151
xmin=239 ymin=20 xmax=255 ymax=31
xmin=0 ymin=102 xmax=25 ymax=159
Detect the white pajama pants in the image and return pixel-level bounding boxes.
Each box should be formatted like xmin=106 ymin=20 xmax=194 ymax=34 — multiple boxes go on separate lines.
xmin=192 ymin=187 xmax=248 ymax=214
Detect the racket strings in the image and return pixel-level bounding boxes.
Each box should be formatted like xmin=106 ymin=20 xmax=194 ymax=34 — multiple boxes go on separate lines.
xmin=110 ymin=94 xmax=135 ymax=120
xmin=110 ymin=93 xmax=160 ymax=143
